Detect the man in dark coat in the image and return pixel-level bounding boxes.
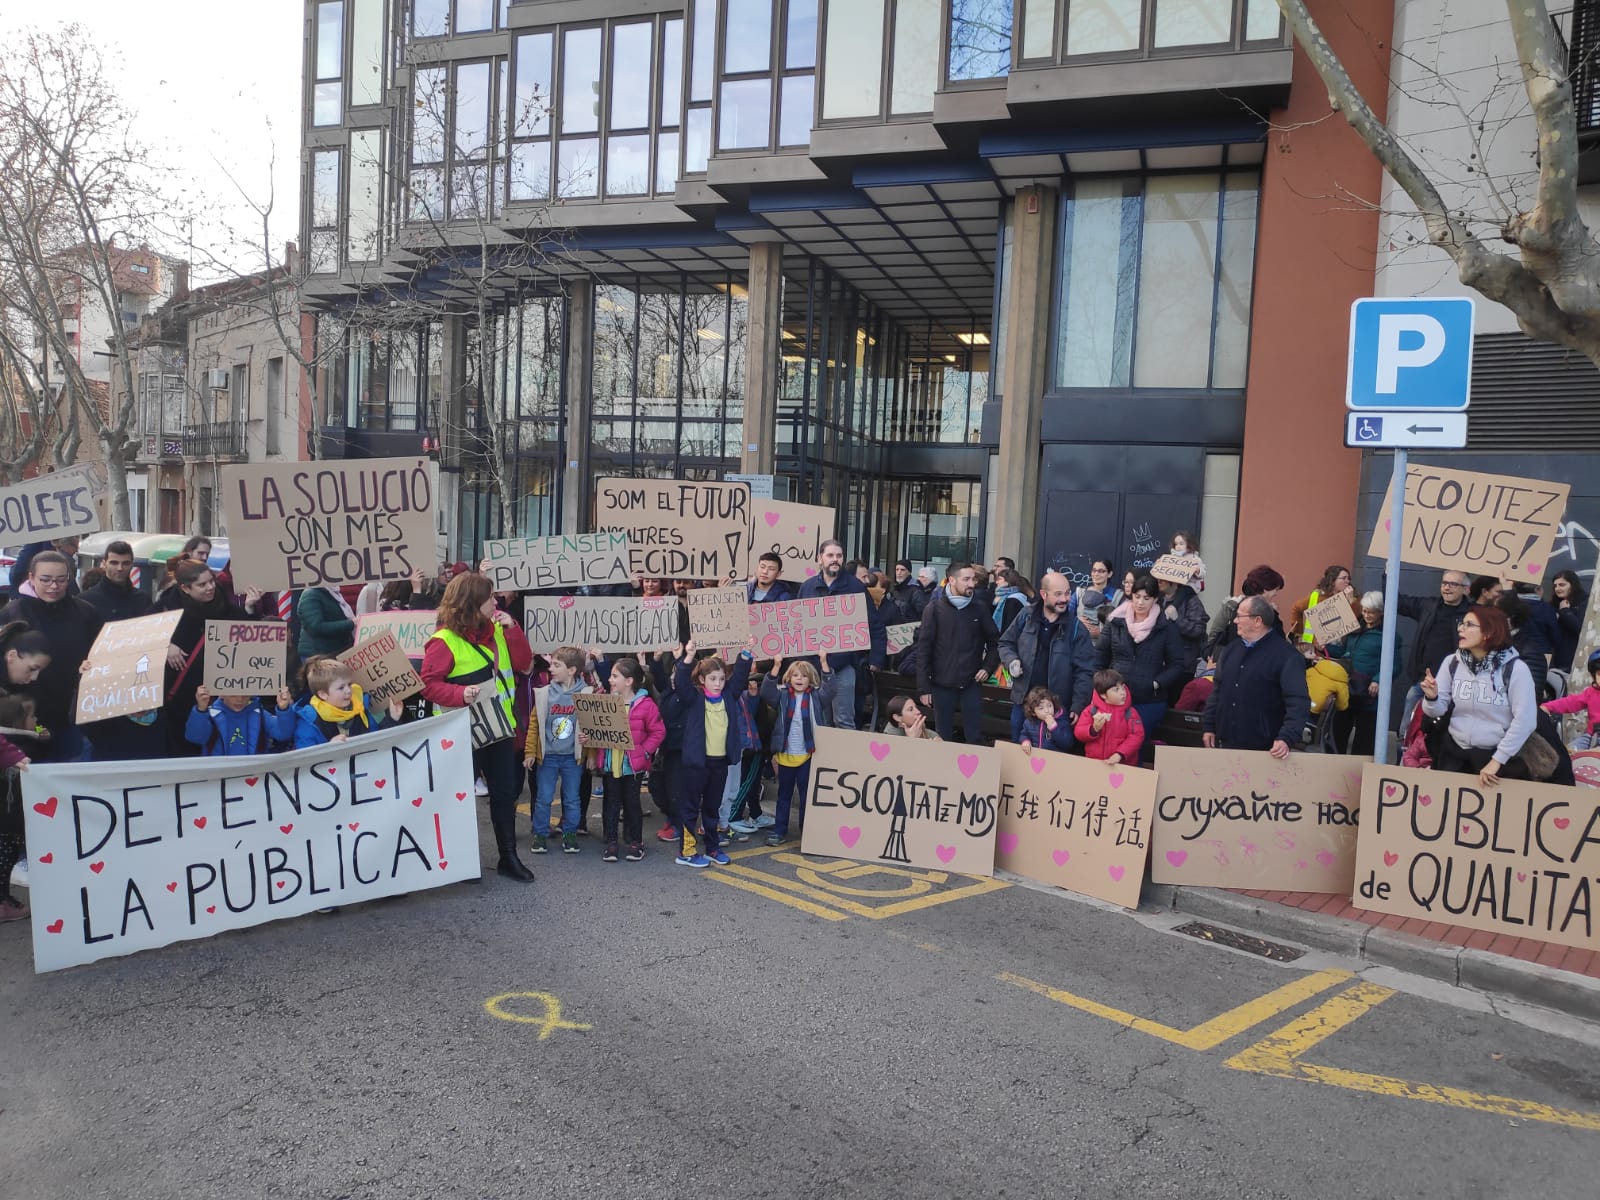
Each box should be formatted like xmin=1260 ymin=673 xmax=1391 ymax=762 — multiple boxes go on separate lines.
xmin=916 ymin=561 xmax=999 ymax=745
xmin=746 ymin=552 xmax=795 ymax=605
xmin=889 ymin=560 xmax=925 ymax=624
xmin=1203 ymin=595 xmax=1311 ymax=757
xmin=999 ymin=570 xmax=1097 ymax=743
xmin=796 ymin=539 xmax=886 ymax=730
xmin=81 ymin=539 xmax=151 ymax=623
xmin=1396 ymin=568 xmax=1472 ymax=728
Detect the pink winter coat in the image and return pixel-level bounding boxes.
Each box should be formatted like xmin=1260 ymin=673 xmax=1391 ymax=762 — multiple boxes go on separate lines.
xmin=1544 ymin=686 xmax=1600 ymax=735
xmin=611 ymin=692 xmax=666 ymax=772
xmin=1073 ymin=691 xmax=1145 ymax=763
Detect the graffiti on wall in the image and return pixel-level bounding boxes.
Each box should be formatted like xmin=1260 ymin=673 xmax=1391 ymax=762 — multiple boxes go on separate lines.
xmin=1548 ymin=518 xmax=1600 ymax=584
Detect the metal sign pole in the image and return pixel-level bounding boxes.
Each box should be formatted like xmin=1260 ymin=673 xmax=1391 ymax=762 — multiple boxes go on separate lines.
xmin=1374 ymin=448 xmax=1407 ymax=765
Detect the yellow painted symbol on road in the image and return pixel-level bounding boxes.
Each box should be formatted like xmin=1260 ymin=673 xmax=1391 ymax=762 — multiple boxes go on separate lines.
xmin=483 ymin=991 xmax=592 ymax=1040
xmin=706 ymin=844 xmax=1007 ymax=921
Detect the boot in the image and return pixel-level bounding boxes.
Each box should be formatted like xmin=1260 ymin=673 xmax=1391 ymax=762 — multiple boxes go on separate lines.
xmin=494 ymin=815 xmax=535 ymax=883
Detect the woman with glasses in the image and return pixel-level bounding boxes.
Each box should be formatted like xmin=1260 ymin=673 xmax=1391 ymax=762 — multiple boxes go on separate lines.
xmin=1418 ymin=604 xmax=1538 ymax=788
xmin=1096 ymin=575 xmax=1186 ymax=763
xmin=157 ymin=559 xmax=267 ymax=755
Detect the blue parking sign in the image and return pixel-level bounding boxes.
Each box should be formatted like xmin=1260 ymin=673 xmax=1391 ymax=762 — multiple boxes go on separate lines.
xmin=1346 ymin=297 xmax=1474 ymax=411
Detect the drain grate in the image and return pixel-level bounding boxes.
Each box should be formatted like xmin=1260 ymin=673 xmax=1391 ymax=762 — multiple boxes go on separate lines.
xmin=1173 ymin=921 xmax=1305 ymax=962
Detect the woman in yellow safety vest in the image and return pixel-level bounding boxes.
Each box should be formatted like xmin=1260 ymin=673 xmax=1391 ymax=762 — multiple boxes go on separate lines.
xmin=1289 ymin=565 xmax=1353 ymax=647
xmin=421 ymin=571 xmax=536 ymax=882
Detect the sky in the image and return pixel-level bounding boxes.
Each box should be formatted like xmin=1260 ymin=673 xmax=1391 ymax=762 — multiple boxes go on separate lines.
xmin=0 ymin=1 xmax=304 ymax=281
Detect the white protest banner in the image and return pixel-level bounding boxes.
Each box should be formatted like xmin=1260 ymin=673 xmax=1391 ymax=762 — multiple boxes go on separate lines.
xmin=355 ymin=611 xmax=437 ymax=661
xmin=523 ymin=595 xmax=681 ymax=653
xmin=686 ymin=586 xmax=750 ymax=648
xmin=203 ymin=621 xmax=289 ymax=695
xmin=76 ymin=610 xmax=183 ymax=724
xmin=745 ymin=498 xmax=835 ymax=580
xmin=593 ymin=476 xmax=751 ymax=580
xmin=575 ymin=692 xmax=634 ymax=751
xmin=22 ymin=711 xmax=479 ymax=972
xmin=801 ymin=727 xmax=1000 ymax=876
xmin=1367 ymin=464 xmax=1570 ymax=581
xmin=338 ymin=631 xmax=423 ymax=706
xmin=1306 ymin=593 xmax=1361 ymax=644
xmin=482 ymin=530 xmax=631 ymax=592
xmin=1150 ymin=746 xmax=1363 ymax=893
xmin=996 ymin=745 xmax=1156 ymax=908
xmin=1148 ymin=555 xmax=1198 ymax=586
xmin=0 ymin=462 xmax=106 ymax=542
xmin=749 ymin=594 xmax=872 ymax=659
xmin=222 ymin=457 xmax=437 ymax=590
xmin=885 ymin=623 xmax=919 ymax=654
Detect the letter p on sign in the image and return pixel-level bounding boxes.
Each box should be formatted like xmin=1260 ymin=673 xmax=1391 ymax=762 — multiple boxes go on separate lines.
xmin=1346 ymin=296 xmax=1474 ymax=413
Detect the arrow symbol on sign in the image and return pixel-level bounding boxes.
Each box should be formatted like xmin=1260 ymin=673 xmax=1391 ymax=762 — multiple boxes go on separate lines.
xmin=1406 ymin=424 xmax=1444 ymax=434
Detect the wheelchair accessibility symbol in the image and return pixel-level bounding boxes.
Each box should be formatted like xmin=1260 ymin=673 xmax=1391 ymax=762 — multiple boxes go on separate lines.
xmin=1354 ymin=416 xmax=1383 ymax=442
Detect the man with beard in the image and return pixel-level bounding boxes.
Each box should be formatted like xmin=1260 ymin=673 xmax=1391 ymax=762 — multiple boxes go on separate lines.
xmin=0 ymin=551 xmax=103 ymax=761
xmin=796 ymin=539 xmax=886 ymax=730
xmin=889 ymin=560 xmax=925 ymax=623
xmin=81 ymin=540 xmax=152 ymax=623
xmin=916 ymin=561 xmax=1000 ymax=744
xmin=998 ymin=571 xmax=1098 ymax=744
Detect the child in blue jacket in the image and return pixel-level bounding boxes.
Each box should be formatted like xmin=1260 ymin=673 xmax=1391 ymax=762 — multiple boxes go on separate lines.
xmin=1019 ymin=686 xmax=1076 ymax=755
xmin=672 ymin=638 xmax=754 ymax=868
xmin=292 ymin=656 xmax=405 ymax=748
xmin=185 ymin=684 xmax=297 ymax=756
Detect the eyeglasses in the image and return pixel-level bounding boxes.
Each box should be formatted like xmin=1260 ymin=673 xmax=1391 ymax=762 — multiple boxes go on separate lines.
xmin=1460 ymin=620 xmax=1481 ymax=629
xmin=1441 ymin=580 xmax=1467 ymax=589
xmin=33 ymin=576 xmax=69 ymax=587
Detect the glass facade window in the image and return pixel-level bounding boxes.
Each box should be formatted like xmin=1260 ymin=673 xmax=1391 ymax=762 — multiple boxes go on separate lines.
xmin=890 ymin=0 xmax=940 ymax=113
xmin=786 ymin=0 xmax=818 ymax=68
xmin=349 ymin=0 xmax=384 ymax=106
xmin=558 ymin=138 xmax=600 ymax=197
xmin=685 ymin=108 xmax=712 ymax=172
xmin=1065 ymin=0 xmax=1140 ymax=55
xmin=610 ymin=23 xmax=653 ymax=130
xmin=310 ymin=149 xmax=341 ymax=274
xmin=822 ymin=0 xmax=883 ymax=117
xmin=714 ymin=0 xmax=815 ymax=152
xmin=1054 ymin=177 xmax=1137 ymax=388
xmin=313 ymin=1 xmax=344 ymax=126
xmin=451 ymin=61 xmax=493 ymax=219
xmin=413 ymin=0 xmax=449 ymax=37
xmin=347 ymin=129 xmax=384 ymax=263
xmin=947 ymin=0 xmax=1011 ymax=81
xmin=510 ymin=33 xmax=553 ymax=201
xmin=1153 ymin=0 xmax=1233 ymax=47
xmin=719 ymin=79 xmax=770 ymax=149
xmin=561 ymin=28 xmax=602 ymax=135
xmin=778 ymin=75 xmax=814 ymax=146
xmin=606 ymin=134 xmax=651 ymax=195
xmin=724 ymin=0 xmax=773 ymax=73
xmin=1021 ymin=0 xmax=1054 ymax=58
xmin=1245 ymin=0 xmax=1282 ymax=40
xmin=456 ymin=0 xmax=494 ymax=33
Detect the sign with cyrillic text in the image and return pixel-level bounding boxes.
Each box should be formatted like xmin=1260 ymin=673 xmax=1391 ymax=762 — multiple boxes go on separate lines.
xmin=1150 ymin=746 xmax=1363 ymax=893
xmin=749 ymin=593 xmax=871 ymax=659
xmin=76 ymin=610 xmax=183 ymax=723
xmin=801 ymin=727 xmax=999 ymax=876
xmin=1351 ymin=763 xmax=1600 ymax=951
xmin=1367 ymin=464 xmax=1569 ymax=581
xmin=203 ymin=620 xmax=288 ymax=695
xmin=222 ymin=457 xmax=438 ymax=590
xmin=482 ymin=530 xmax=631 ymax=592
xmin=522 ymin=596 xmax=681 ymax=654
xmin=593 ymin=477 xmax=750 ymax=580
xmin=0 ymin=462 xmax=106 ymax=541
xmin=22 ymin=711 xmax=479 ymax=972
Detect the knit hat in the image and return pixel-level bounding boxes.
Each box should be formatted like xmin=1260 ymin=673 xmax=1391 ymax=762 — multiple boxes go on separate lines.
xmin=1241 ymin=565 xmax=1285 ymax=595
xmin=896 ymin=559 xmax=912 ymax=574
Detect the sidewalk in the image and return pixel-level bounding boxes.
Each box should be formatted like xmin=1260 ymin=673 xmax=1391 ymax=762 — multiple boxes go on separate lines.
xmin=1147 ymin=882 xmax=1600 ymax=1025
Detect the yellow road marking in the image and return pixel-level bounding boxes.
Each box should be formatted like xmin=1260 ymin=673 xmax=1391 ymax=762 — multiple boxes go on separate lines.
xmin=706 ymin=869 xmax=849 ymax=921
xmin=483 ymin=991 xmax=592 ymax=1039
xmin=998 ymin=968 xmax=1354 ymax=1050
xmin=1225 ymin=984 xmax=1600 ymax=1132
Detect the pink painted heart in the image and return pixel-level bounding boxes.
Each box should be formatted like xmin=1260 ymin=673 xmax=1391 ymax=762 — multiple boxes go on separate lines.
xmin=1417 ymin=794 xmax=1432 ymax=807
xmin=797 ymin=525 xmax=807 ymax=534
xmin=1383 ymin=851 xmax=1399 ymax=867
xmin=837 ymin=825 xmax=861 ymax=848
xmin=37 ymin=852 xmax=53 ymax=864
xmin=998 ymin=832 xmax=1019 ymax=855
xmin=455 ymin=791 xmax=467 ymax=800
xmin=439 ymin=860 xmax=448 ymax=869
xmin=762 ymin=511 xmax=780 ymax=528
xmin=244 ymin=776 xmax=259 ymax=787
xmin=275 ymin=880 xmax=286 ymax=889
xmin=412 ymin=797 xmax=424 ymax=807
xmin=1460 ymin=823 xmax=1471 ymax=838
xmin=1108 ymin=772 xmax=1124 ymax=789
xmin=205 ymin=905 xmax=216 ymax=914
xmin=1516 ymin=871 xmax=1528 ymax=882
xmin=193 ymin=816 xmax=207 ymax=829
xmin=327 ymin=767 xmax=337 ymax=775
xmin=33 ymin=796 xmax=58 ymax=818
xmin=347 ymin=823 xmax=359 ymax=831
xmin=1107 ymin=865 xmax=1125 ymax=882
xmin=279 ymin=824 xmax=294 ymax=835
xmin=805 ymin=567 xmax=817 ymax=576
xmin=89 ymin=861 xmax=105 ymax=874
xmin=1554 ymin=816 xmax=1571 ymax=830
xmin=46 ymin=918 xmax=63 ymax=934
xmin=935 ymin=845 xmax=957 ymax=865
xmin=1051 ymin=849 xmax=1070 ymax=867
xmin=869 ymin=741 xmax=891 ymax=763
xmin=1165 ymin=850 xmax=1188 ymax=868
xmin=1030 ymin=757 xmax=1046 ymax=775
xmin=166 ymin=881 xmax=178 ymax=893
xmin=441 ymin=739 xmax=455 ymax=749
xmin=956 ymin=754 xmax=979 ymax=779
xmin=1383 ymin=518 xmax=1392 ymax=532
xmin=1315 ymin=850 xmax=1336 ymax=868
xmin=1383 ymin=783 xmax=1399 ymax=799
xmin=1295 ymin=860 xmax=1308 ymax=869
xmin=1526 ymin=562 xmax=1543 ymax=576
xmin=374 ymin=778 xmax=387 ymax=789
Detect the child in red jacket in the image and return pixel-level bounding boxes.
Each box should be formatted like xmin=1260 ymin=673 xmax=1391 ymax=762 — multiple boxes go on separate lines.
xmin=1074 ymin=669 xmax=1145 ymax=765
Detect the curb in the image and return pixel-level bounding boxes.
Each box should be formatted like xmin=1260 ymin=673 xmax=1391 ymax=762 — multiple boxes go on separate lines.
xmin=1148 ymin=884 xmax=1600 ymax=1025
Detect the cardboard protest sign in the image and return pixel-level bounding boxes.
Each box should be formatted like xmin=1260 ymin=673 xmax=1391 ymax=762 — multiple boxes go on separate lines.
xmin=222 ymin=457 xmax=438 ymax=590
xmin=75 ymin=610 xmax=183 ymax=724
xmin=1150 ymin=746 xmax=1363 ymax=893
xmin=1306 ymin=593 xmax=1361 ymax=644
xmin=203 ymin=621 xmax=288 ymax=695
xmin=523 ymin=596 xmax=681 ymax=653
xmin=749 ymin=594 xmax=872 ymax=659
xmin=1148 ymin=555 xmax=1198 ymax=586
xmin=800 ymin=727 xmax=1000 ymax=876
xmin=1572 ymin=749 xmax=1600 ymax=790
xmin=593 ymin=476 xmax=750 ymax=580
xmin=338 ymin=631 xmax=423 ymax=706
xmin=885 ymin=623 xmax=919 ymax=655
xmin=354 ymin=610 xmax=437 ymax=661
xmin=687 ymin=586 xmax=750 ymax=649
xmin=575 ymin=692 xmax=634 ymax=751
xmin=22 ymin=711 xmax=479 ymax=972
xmin=745 ymin=498 xmax=835 ymax=580
xmin=1352 ymin=763 xmax=1600 ymax=952
xmin=1367 ymin=464 xmax=1569 ymax=581
xmin=996 ymin=745 xmax=1156 ymax=907
xmin=0 ymin=462 xmax=106 ymax=543
xmin=467 ymin=689 xmax=517 ymax=749
xmin=482 ymin=530 xmax=631 ymax=592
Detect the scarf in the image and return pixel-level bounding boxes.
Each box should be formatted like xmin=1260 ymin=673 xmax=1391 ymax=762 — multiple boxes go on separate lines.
xmin=1112 ymin=599 xmax=1158 ymax=644
xmin=1457 ymin=647 xmax=1515 ymax=686
xmin=868 ymin=585 xmax=886 ymax=606
xmin=948 ymin=593 xmax=972 ymax=610
xmin=323 ymin=585 xmax=357 ymax=622
xmin=310 ymin=683 xmax=369 ymax=729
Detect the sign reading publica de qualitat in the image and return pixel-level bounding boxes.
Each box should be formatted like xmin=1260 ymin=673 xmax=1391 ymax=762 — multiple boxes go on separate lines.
xmin=482 ymin=531 xmax=631 ymax=592
xmin=222 ymin=458 xmax=437 ymax=590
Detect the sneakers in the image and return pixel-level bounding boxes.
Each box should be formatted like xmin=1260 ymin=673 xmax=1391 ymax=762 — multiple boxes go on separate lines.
xmin=753 ymin=814 xmax=775 ymax=829
xmin=474 ymin=776 xmax=490 ymax=797
xmin=675 ymin=853 xmax=710 ymax=869
xmin=765 ymin=833 xmax=787 ymax=847
xmin=602 ymin=842 xmax=619 ymax=863
xmin=625 ymin=843 xmax=644 ymax=861
xmin=729 ymin=818 xmax=760 ymax=834
xmin=530 ymin=835 xmax=549 ymax=854
xmin=709 ymin=850 xmax=731 ymax=865
xmin=656 ymin=824 xmax=679 ymax=842
xmin=562 ymin=832 xmax=580 ymax=854
xmin=9 ymin=857 xmax=28 ymax=888
xmin=0 ymin=898 xmax=28 ymax=922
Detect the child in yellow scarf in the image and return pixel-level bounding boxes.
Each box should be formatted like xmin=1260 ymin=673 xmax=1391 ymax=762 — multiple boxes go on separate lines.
xmin=294 ymin=656 xmax=405 ymax=748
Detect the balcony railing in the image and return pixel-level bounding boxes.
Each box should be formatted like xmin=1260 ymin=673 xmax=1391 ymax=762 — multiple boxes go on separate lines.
xmin=183 ymin=421 xmax=247 ymax=460
xmin=1552 ymin=5 xmax=1600 ymax=135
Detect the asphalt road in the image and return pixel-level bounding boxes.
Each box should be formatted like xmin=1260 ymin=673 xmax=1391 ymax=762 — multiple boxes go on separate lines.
xmin=4 ymin=802 xmax=1599 ymax=1200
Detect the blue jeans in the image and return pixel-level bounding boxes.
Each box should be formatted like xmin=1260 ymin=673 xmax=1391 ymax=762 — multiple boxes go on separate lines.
xmin=827 ymin=665 xmax=857 ymax=729
xmin=534 ymin=753 xmax=582 ymax=836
